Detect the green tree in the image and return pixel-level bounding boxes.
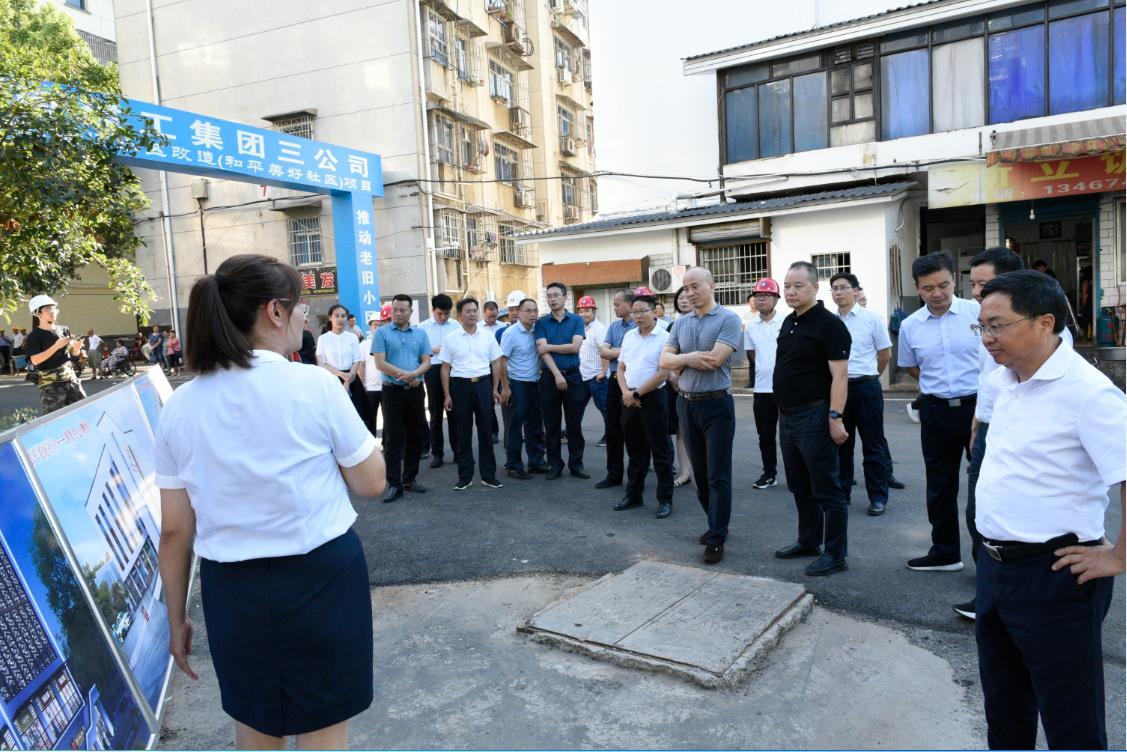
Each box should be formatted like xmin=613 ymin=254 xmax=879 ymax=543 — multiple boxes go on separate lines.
xmin=0 ymin=0 xmax=162 ymax=322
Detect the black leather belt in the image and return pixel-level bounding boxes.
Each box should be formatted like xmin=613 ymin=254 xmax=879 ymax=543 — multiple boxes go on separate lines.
xmin=981 ymin=533 xmax=1096 ymax=562
xmin=922 ymin=393 xmax=977 ymax=408
xmin=848 ymin=375 xmax=879 ymax=383
xmin=777 ymin=398 xmax=827 ymax=415
xmin=383 ymin=381 xmax=422 ymax=389
xmin=681 ymin=389 xmax=730 ymax=401
xmin=451 ymin=375 xmax=488 ymax=383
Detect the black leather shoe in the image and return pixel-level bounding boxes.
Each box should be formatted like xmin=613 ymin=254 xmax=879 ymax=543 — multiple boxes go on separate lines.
xmin=805 ymin=553 xmax=848 ymax=576
xmin=703 ymin=544 xmax=724 ymax=564
xmin=656 ymin=501 xmax=672 ymax=519
xmin=382 ymin=486 xmax=403 ymax=503
xmin=888 ymin=476 xmax=906 ymax=490
xmin=529 ymin=464 xmax=551 ymax=474
xmin=613 ymin=496 xmax=643 ymax=511
xmin=868 ymin=500 xmax=886 ymax=516
xmin=594 ymin=477 xmax=622 ymax=489
xmin=546 ymin=467 xmax=562 ymax=480
xmin=404 ymin=482 xmax=427 ymax=493
xmin=698 ymin=532 xmax=709 ymax=545
xmin=774 ymin=543 xmax=821 ymax=559
xmin=429 ymin=457 xmax=443 ymax=469
xmin=570 ymin=467 xmax=591 ymax=479
xmin=507 ymin=468 xmax=532 ymax=480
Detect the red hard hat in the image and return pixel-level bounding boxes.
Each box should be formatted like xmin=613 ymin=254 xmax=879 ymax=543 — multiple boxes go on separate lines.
xmin=577 ymin=295 xmax=597 ymax=309
xmin=753 ymin=278 xmax=780 ymax=296
xmin=633 ymin=286 xmax=654 ymax=297
xmin=380 ymin=303 xmax=393 ymax=320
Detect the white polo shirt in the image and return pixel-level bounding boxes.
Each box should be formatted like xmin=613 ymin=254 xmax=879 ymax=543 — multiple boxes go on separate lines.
xmin=837 ymin=305 xmax=891 ymax=378
xmin=363 ymin=353 xmax=383 ymax=392
xmin=316 ymin=330 xmax=363 ymax=371
xmin=976 ymin=327 xmax=1072 ymax=424
xmin=154 ymin=350 xmax=377 ymax=562
xmin=619 ymin=326 xmax=670 ymax=391
xmin=896 ymin=296 xmax=981 ymax=398
xmin=440 ymin=325 xmax=502 ymax=378
xmin=744 ymin=313 xmax=783 ymax=394
xmin=419 ymin=317 xmax=460 ymax=365
xmin=976 ymin=342 xmax=1126 ymax=543
xmin=579 ymin=318 xmax=608 ymax=380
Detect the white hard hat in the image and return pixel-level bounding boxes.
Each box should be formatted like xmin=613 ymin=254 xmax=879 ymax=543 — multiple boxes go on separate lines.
xmin=28 ymin=294 xmax=58 ymax=315
xmin=506 ymin=290 xmax=527 ymax=307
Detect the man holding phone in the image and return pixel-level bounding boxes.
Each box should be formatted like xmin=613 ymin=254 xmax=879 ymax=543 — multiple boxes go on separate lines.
xmin=24 ymin=294 xmax=86 ymax=414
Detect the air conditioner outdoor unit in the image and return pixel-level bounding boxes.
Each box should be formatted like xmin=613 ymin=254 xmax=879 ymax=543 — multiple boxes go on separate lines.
xmin=649 ymin=265 xmax=686 ymax=294
xmin=557 ymin=67 xmax=571 ymax=84
xmin=515 ymin=187 xmax=533 ymax=208
xmin=563 ymin=205 xmax=579 ymax=222
xmin=560 ymin=136 xmax=577 ymax=155
xmin=510 ymin=107 xmax=530 ymax=134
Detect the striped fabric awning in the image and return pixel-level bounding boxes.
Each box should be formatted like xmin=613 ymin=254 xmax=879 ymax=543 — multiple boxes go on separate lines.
xmin=987 ymin=116 xmax=1126 ymax=165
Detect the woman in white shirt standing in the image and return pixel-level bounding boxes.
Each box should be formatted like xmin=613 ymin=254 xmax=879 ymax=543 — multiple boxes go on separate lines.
xmin=156 ymin=254 xmax=386 ymax=750
xmin=317 ymin=303 xmax=367 ymax=421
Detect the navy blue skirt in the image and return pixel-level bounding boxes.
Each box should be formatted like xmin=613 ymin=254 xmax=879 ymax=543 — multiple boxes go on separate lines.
xmin=199 ymin=529 xmax=373 ymax=737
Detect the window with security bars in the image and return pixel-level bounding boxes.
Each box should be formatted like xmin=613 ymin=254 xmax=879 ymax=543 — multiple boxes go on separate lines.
xmin=811 ymin=252 xmax=851 ymax=280
xmin=697 ymin=241 xmax=769 ymax=306
xmin=425 ymin=7 xmax=449 ymax=66
xmin=499 ymin=222 xmax=531 ymax=265
xmin=269 ymin=113 xmax=315 ymax=140
xmin=287 ymin=217 xmax=323 ymax=266
xmin=435 ymin=210 xmax=464 ymax=257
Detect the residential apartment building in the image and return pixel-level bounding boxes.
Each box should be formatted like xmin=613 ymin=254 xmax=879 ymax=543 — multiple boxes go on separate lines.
xmin=112 ymin=0 xmax=596 ymax=327
xmin=525 ymin=0 xmax=1126 ymax=386
xmin=52 ymin=0 xmax=117 ymax=64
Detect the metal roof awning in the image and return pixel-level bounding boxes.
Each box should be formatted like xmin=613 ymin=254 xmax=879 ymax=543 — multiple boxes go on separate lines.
xmin=987 ymin=116 xmax=1126 ymax=165
xmin=426 ymin=103 xmax=491 ymax=131
xmin=494 ymin=129 xmax=537 ymax=150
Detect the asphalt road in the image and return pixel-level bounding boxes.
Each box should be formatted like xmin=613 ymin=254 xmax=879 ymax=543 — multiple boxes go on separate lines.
xmin=2 ymin=370 xmax=1123 ymax=745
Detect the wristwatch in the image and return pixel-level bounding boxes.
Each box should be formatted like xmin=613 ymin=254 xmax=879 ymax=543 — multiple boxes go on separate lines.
xmin=828 ymin=410 xmax=844 ymax=421
xmin=633 ymin=390 xmax=641 ymax=401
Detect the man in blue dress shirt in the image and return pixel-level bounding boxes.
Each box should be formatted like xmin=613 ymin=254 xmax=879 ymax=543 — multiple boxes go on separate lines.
xmin=499 ymin=298 xmax=546 ymax=479
xmin=897 ymin=252 xmax=981 ymax=572
xmin=535 ymin=282 xmax=588 ymax=480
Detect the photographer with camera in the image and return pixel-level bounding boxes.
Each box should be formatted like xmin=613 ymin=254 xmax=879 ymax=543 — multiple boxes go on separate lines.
xmin=24 ymin=295 xmax=86 ymax=414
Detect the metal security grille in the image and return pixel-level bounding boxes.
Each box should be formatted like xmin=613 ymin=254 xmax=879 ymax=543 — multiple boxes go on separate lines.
xmin=271 ymin=113 xmax=315 ymax=140
xmin=698 ymin=241 xmax=769 ymax=305
xmin=812 ymin=252 xmax=852 ymax=280
xmin=287 ymin=217 xmax=323 ymax=266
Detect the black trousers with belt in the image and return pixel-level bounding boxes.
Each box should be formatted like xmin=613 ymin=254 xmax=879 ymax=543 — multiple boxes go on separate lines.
xmin=779 ymin=400 xmax=847 ymax=561
xmin=425 ymin=366 xmax=458 ymax=457
xmin=450 ymin=376 xmax=497 ymax=483
xmin=621 ymin=388 xmax=674 ymax=504
xmin=380 ymin=383 xmax=427 ymax=489
xmin=678 ymin=393 xmax=735 ymax=546
xmin=976 ymin=544 xmax=1114 ymax=749
xmin=604 ymin=374 xmax=627 ymax=482
xmin=752 ymin=392 xmax=778 ymax=477
xmin=919 ymin=394 xmax=976 ymax=562
xmin=838 ymin=377 xmax=890 ymax=504
xmin=539 ymin=368 xmax=586 ymax=472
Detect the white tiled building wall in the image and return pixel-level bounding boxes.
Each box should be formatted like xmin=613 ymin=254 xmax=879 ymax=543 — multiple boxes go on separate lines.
xmin=984 ymin=204 xmax=1000 ymax=249
xmin=1097 ymin=192 xmax=1122 ymax=308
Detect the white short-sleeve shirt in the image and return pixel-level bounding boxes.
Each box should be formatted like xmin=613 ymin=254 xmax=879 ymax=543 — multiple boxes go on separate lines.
xmin=579 ymin=319 xmax=608 ymax=380
xmin=976 ymin=327 xmax=1072 ymax=423
xmin=316 ymin=330 xmax=363 ymax=371
xmin=976 ymin=342 xmax=1126 ymax=543
xmin=619 ymin=326 xmax=670 ymax=391
xmin=440 ymin=325 xmax=502 ymax=378
xmin=896 ymin=296 xmax=981 ymax=398
xmin=363 ymin=353 xmax=383 ymax=391
xmin=837 ymin=305 xmax=892 ymax=377
xmin=745 ymin=313 xmax=783 ymax=393
xmin=154 ymin=350 xmax=377 ymax=562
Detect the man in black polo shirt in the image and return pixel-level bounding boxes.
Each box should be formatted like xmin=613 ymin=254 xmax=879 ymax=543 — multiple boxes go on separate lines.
xmin=772 ymin=262 xmax=852 ymax=576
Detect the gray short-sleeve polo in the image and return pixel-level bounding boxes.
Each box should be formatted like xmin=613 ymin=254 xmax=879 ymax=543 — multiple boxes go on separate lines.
xmin=667 ymin=305 xmax=744 ymax=392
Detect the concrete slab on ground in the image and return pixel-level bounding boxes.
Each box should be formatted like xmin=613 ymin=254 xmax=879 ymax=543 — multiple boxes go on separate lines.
xmin=519 ymin=560 xmax=812 ymax=687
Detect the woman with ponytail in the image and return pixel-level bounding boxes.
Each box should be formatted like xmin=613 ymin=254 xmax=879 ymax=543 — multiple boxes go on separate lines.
xmin=155 ymin=254 xmax=385 ymax=750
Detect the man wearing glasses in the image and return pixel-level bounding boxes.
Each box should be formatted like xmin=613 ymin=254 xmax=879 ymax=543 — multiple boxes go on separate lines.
xmin=897 ymin=253 xmax=980 ymax=573
xmin=535 ymin=282 xmax=588 ymax=480
xmin=830 ymin=272 xmax=892 ymax=516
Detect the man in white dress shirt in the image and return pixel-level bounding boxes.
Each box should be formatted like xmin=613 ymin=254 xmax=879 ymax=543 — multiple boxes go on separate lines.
xmin=744 ymin=278 xmax=783 ymax=489
xmin=441 ymin=298 xmax=504 ymax=491
xmin=316 ymin=303 xmax=365 ymax=419
xmin=973 ymin=270 xmax=1124 ymax=750
xmin=420 ymin=294 xmax=461 ymax=466
xmin=830 ymin=272 xmax=892 ymax=516
xmin=577 ymin=295 xmax=609 ymax=447
xmin=897 ymin=253 xmax=980 ymax=573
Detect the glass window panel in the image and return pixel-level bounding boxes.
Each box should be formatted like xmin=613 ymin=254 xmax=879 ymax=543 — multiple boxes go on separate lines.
xmin=1049 ymin=0 xmax=1109 ymax=18
xmin=831 ymin=96 xmax=851 ymax=122
xmin=758 ymin=79 xmax=793 ymax=157
xmin=880 ymin=49 xmax=930 ymax=139
xmin=1049 ymin=13 xmax=1110 ymax=113
xmin=726 ymin=63 xmax=769 ymax=89
xmin=831 ymin=68 xmax=850 ymax=95
xmin=793 ymin=72 xmax=828 ymax=152
xmin=988 ymin=26 xmax=1046 ymax=122
xmin=724 ymin=87 xmax=758 ymax=163
xmin=881 ymin=29 xmax=929 ymax=54
xmin=854 ymin=91 xmax=874 ymax=119
xmin=853 ymin=62 xmax=873 ymax=90
xmin=1115 ymin=7 xmax=1125 ymax=103
xmin=933 ymin=17 xmax=985 ymax=43
xmin=770 ymin=54 xmax=822 ymax=78
xmin=933 ymin=38 xmax=986 ymax=130
xmin=988 ymin=6 xmax=1046 ymax=30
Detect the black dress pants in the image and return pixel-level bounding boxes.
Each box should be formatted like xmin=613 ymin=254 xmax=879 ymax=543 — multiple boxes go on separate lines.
xmin=621 ymin=389 xmax=674 ymax=503
xmin=919 ymin=394 xmax=975 ymax=562
xmin=678 ymin=393 xmax=735 ymax=546
xmin=604 ymin=374 xmax=626 ymax=481
xmin=451 ymin=377 xmax=497 ymax=483
xmin=752 ymin=392 xmax=778 ymax=477
xmin=838 ymin=378 xmax=890 ymax=504
xmin=380 ymin=384 xmax=426 ymax=488
xmin=779 ymin=401 xmax=847 ymax=561
xmin=425 ymin=366 xmax=458 ymax=457
xmin=539 ymin=369 xmax=586 ymax=472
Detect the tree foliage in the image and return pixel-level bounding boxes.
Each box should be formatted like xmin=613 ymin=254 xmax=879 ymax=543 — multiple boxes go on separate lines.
xmin=0 ymin=0 xmax=162 ymax=322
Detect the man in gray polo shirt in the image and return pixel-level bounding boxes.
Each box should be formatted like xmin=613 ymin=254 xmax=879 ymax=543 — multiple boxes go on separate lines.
xmin=660 ymin=267 xmax=744 ymax=564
